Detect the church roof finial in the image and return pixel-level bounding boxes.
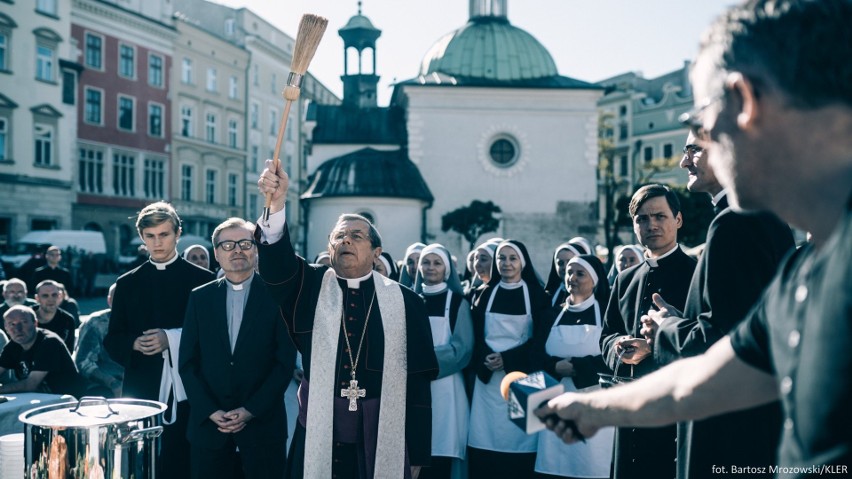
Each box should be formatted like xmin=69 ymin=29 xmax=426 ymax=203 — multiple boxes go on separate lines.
xmin=358 ymin=0 xmax=362 ymax=16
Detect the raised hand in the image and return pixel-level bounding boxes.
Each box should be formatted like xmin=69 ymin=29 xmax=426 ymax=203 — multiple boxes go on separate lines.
xmin=257 ymin=159 xmax=289 ymax=215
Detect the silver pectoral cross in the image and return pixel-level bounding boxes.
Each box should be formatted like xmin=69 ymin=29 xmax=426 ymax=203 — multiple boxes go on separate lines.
xmin=341 ymin=378 xmax=366 ymax=411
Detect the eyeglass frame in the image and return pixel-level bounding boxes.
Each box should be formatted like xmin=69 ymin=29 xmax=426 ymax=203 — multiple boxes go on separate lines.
xmin=216 ymin=239 xmax=256 ymax=251
xmin=328 ymin=229 xmax=370 ymax=246
xmin=679 ymin=93 xmax=725 ymax=137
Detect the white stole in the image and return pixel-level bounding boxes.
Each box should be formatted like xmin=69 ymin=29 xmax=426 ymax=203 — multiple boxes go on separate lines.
xmin=304 ymin=270 xmax=408 ymax=478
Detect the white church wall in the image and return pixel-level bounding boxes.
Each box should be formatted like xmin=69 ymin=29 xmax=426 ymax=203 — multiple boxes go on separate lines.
xmin=401 ymin=85 xmax=602 ymax=273
xmin=304 ymin=197 xmax=426 ymax=263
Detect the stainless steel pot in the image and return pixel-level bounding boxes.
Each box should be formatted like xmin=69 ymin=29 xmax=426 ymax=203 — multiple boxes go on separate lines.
xmin=19 ymin=397 xmax=166 ymax=479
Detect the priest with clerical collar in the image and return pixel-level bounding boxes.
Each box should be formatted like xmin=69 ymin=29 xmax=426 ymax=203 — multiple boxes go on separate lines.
xmin=257 ymin=160 xmax=439 ymax=479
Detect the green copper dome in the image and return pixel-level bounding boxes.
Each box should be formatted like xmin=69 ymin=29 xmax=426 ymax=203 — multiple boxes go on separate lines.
xmin=419 ymin=16 xmax=558 ymax=81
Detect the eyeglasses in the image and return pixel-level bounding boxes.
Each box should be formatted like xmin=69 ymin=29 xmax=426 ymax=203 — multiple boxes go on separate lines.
xmin=679 ymin=94 xmax=724 ymax=137
xmin=329 ymin=230 xmax=368 ymax=245
xmin=682 ymin=144 xmax=703 ymax=156
xmin=216 ymin=240 xmax=255 ymax=251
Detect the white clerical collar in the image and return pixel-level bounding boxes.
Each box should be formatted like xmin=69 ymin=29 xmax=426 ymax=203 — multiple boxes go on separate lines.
xmin=226 ymin=274 xmax=253 ymax=291
xmin=422 ymin=282 xmax=447 ymax=294
xmin=150 ymin=251 xmax=179 ymax=270
xmin=646 ymin=244 xmax=680 ymax=267
xmin=338 ymin=271 xmax=373 ymax=289
xmin=711 ymin=189 xmax=727 ymax=206
xmin=499 ymin=279 xmax=525 ymax=290
xmin=566 ymin=294 xmax=596 ymax=312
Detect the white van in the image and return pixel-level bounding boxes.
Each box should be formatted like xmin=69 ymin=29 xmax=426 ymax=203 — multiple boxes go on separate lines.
xmin=1 ymin=230 xmax=107 ymax=269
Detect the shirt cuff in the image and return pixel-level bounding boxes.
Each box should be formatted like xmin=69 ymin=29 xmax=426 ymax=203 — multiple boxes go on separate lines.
xmin=258 ymin=206 xmax=286 ymax=244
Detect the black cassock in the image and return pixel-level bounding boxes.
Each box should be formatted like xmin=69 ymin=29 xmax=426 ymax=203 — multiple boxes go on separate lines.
xmin=654 ymin=197 xmax=795 ymax=479
xmin=601 ymin=246 xmax=696 ymax=479
xmin=257 ymin=225 xmax=438 ymax=479
xmin=105 ymin=257 xmax=214 ymax=479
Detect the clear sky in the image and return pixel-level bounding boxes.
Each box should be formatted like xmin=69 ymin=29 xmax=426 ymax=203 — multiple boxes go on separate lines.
xmin=211 ymin=0 xmax=736 ymax=105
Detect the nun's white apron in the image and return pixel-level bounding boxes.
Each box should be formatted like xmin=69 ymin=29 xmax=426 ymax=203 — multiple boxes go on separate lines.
xmin=468 ymin=282 xmax=537 ymax=453
xmin=535 ymin=299 xmax=615 ymax=477
xmin=429 ymin=290 xmax=469 ymax=459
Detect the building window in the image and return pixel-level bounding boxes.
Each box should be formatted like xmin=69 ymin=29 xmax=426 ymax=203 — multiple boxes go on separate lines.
xmin=206 ymin=68 xmax=216 ymax=92
xmin=643 ymin=146 xmax=654 ymax=162
xmin=181 ymin=164 xmax=193 ymax=201
xmin=227 ymin=173 xmax=238 ymax=207
xmin=144 ymin=158 xmax=165 ymax=199
xmin=228 ymin=119 xmax=238 ymax=148
xmin=205 ymin=113 xmax=216 ymax=143
xmin=113 ymin=153 xmax=136 ymax=197
xmin=36 ymin=44 xmax=55 ymax=81
xmin=271 ymin=73 xmax=277 ymax=95
xmin=269 ymin=108 xmax=277 ymax=136
xmin=148 ymin=54 xmax=163 ymax=87
xmin=619 ymin=105 xmax=627 ymax=117
xmin=250 ymin=103 xmax=258 ymax=129
xmin=36 ymin=0 xmax=57 ymax=16
xmin=34 ymin=124 xmax=53 ymax=166
xmin=181 ymin=58 xmax=192 ymax=84
xmin=118 ymin=96 xmax=134 ymax=131
xmin=85 ymin=33 xmax=102 ymax=69
xmin=0 ymin=118 xmax=7 ymax=161
xmin=78 ymin=148 xmax=104 ymax=194
xmin=286 ymin=121 xmax=293 ymax=140
xmin=250 ymin=145 xmax=259 ymax=173
xmin=663 ymin=143 xmax=673 ymax=159
xmin=224 ymin=19 xmax=235 ymax=36
xmin=62 ymin=69 xmax=76 ymax=105
xmin=205 ymin=169 xmax=217 ymax=204
xmin=229 ymin=76 xmax=238 ymax=99
xmin=619 ymin=155 xmax=628 ymax=177
xmin=248 ymin=194 xmax=257 ymax=219
xmin=84 ymin=88 xmax=102 ymax=124
xmin=618 ymin=121 xmax=628 ymax=140
xmin=0 ymin=33 xmax=7 ymax=72
xmin=119 ymin=44 xmax=135 ymax=79
xmin=252 ymin=64 xmax=259 ymax=86
xmin=181 ymin=106 xmax=192 ymax=137
xmin=148 ymin=103 xmax=163 ymax=137
xmin=489 ymin=136 xmax=519 ymax=168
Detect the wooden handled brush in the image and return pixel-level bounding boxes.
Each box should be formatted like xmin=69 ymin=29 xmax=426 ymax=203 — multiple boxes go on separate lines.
xmin=263 ymin=13 xmax=329 ymax=222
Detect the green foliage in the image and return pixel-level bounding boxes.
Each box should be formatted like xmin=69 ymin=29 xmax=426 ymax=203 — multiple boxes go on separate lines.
xmin=441 ymin=200 xmax=502 ymax=250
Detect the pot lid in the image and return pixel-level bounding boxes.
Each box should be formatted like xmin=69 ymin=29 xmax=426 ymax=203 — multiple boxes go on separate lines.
xmin=20 ymin=398 xmax=167 ymax=428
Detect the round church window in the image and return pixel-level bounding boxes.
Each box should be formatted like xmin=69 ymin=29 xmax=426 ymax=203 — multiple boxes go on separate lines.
xmin=489 ymin=137 xmax=519 ymax=168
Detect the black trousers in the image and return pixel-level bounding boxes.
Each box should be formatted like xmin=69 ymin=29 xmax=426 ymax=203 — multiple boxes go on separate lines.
xmin=190 ymin=435 xmax=285 ymax=479
xmin=468 ymin=447 xmax=536 ymax=479
xmin=160 ymin=400 xmax=191 ymax=479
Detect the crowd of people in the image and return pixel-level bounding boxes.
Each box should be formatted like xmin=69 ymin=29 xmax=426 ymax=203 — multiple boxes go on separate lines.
xmin=0 ymin=1 xmax=850 ymax=478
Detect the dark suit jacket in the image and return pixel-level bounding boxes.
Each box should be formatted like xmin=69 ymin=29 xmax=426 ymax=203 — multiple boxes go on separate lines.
xmin=179 ymin=273 xmax=295 ymax=449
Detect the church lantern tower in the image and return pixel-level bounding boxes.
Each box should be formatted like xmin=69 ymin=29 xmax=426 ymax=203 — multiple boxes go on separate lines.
xmin=338 ymin=2 xmax=381 ymax=108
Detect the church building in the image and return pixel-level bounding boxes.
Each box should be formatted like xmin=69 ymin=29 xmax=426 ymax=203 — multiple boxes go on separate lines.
xmin=303 ymin=0 xmax=602 ymax=271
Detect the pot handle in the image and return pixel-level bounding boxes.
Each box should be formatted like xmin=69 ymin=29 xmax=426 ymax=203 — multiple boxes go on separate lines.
xmin=119 ymin=426 xmax=163 ymax=445
xmin=71 ymin=396 xmax=118 ymax=419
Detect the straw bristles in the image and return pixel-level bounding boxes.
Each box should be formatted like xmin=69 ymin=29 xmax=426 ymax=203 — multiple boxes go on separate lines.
xmin=290 ymin=14 xmax=328 ymax=75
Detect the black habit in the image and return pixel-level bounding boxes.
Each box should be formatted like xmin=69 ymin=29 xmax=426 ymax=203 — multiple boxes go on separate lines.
xmin=601 ymin=245 xmax=696 ymax=479
xmin=256 ymin=224 xmax=438 ymax=479
xmin=105 ymin=256 xmax=214 ymax=479
xmin=654 ymin=197 xmax=795 ymax=479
